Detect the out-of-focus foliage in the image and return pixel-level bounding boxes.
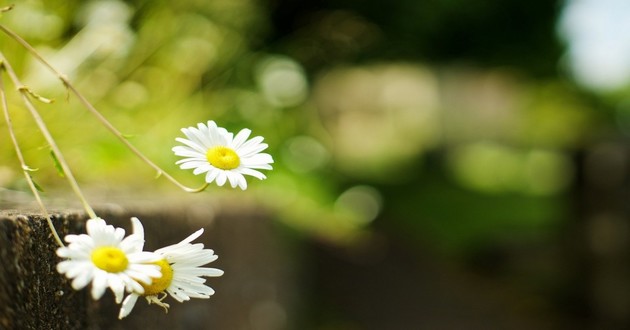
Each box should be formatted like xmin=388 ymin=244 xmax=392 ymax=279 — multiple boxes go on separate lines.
xmin=0 ymin=0 xmax=272 ymax=188
xmin=266 ymin=0 xmax=562 ymax=75
xmin=6 ymin=0 xmax=630 ymax=327
xmin=0 ymin=0 xmax=611 ymax=250
xmin=0 ymin=0 xmax=374 ymax=242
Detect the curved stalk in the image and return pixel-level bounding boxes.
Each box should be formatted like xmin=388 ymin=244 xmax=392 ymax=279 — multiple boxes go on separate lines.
xmin=0 ymin=63 xmax=64 ymax=247
xmin=0 ymin=24 xmax=209 ymax=193
xmin=0 ymin=51 xmax=98 ymax=220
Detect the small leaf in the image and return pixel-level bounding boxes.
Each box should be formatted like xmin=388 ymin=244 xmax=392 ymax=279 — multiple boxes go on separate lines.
xmin=29 ymin=174 xmax=45 ymax=192
xmin=18 ymin=86 xmax=54 ymax=104
xmin=155 ymin=171 xmax=163 ymax=179
xmin=49 ymin=150 xmax=65 ymax=178
xmin=0 ymin=5 xmax=14 ymax=13
xmin=21 ymin=165 xmax=39 ymax=172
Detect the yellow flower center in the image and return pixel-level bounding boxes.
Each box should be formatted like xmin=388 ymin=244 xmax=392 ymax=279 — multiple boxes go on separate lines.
xmin=91 ymin=246 xmax=129 ymax=273
xmin=206 ymin=146 xmax=240 ymax=170
xmin=141 ymin=259 xmax=174 ymax=296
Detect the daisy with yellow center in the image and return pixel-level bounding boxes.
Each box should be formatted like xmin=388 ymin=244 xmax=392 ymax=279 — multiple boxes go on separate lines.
xmin=118 ymin=228 xmax=224 ymax=319
xmin=172 ymin=120 xmax=274 ymax=190
xmin=56 ymin=217 xmax=162 ymax=303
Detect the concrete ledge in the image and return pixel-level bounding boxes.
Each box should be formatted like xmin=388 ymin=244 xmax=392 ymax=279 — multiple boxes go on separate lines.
xmin=0 ymin=204 xmax=298 ymax=329
xmin=0 ymin=211 xmax=87 ymax=329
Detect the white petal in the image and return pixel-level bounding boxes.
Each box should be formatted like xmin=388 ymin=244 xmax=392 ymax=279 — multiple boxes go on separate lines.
xmin=231 ymin=128 xmax=252 ymax=149
xmin=205 ymin=169 xmax=220 ymax=184
xmin=126 ymin=263 xmax=162 ymax=282
xmin=242 ymin=153 xmax=274 ymax=166
xmin=122 ymin=275 xmax=145 ymax=294
xmin=86 ymin=218 xmax=106 ymax=237
xmin=56 ymin=260 xmax=76 ymax=273
xmin=238 ymin=142 xmax=269 ymax=157
xmin=108 ymin=275 xmax=126 ymax=304
xmin=120 ymin=235 xmax=145 ymax=254
xmin=71 ymin=268 xmax=94 ymax=291
xmin=179 ymin=161 xmax=209 ymax=170
xmin=182 ymin=127 xmax=209 ymax=150
xmin=238 ymin=167 xmax=267 ymax=180
xmin=226 ymin=171 xmax=241 ymax=188
xmin=119 ymin=294 xmax=139 ymax=319
xmin=192 ymin=164 xmax=212 ymax=175
xmin=167 ymin=288 xmax=190 ymax=302
xmin=131 ymin=217 xmax=144 ymax=239
xmin=215 ymin=171 xmax=227 ymax=186
xmin=175 ymin=136 xmax=206 ymax=154
xmin=128 ymin=251 xmax=162 ymax=264
xmin=237 ymin=175 xmax=247 ymax=190
xmin=244 ymin=163 xmax=273 ymax=170
xmin=64 ymin=262 xmax=92 ymax=279
xmin=113 ymin=227 xmax=126 ymax=244
xmin=90 ymin=271 xmax=108 ymax=299
xmin=176 ymin=157 xmax=207 ymax=165
xmin=238 ymin=136 xmax=264 ymax=151
xmin=155 ymin=230 xmax=204 ymax=255
xmin=190 ymin=124 xmax=215 ymax=147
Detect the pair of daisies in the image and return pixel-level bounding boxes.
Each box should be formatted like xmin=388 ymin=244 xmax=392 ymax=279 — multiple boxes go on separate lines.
xmin=57 ymin=216 xmax=223 ymax=319
xmin=56 ymin=121 xmax=274 ymax=318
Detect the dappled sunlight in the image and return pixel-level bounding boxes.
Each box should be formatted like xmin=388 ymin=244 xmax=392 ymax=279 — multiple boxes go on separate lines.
xmin=447 ymin=142 xmax=573 ymax=196
xmin=313 ymin=64 xmax=440 ymax=180
xmin=559 ymin=0 xmax=630 ymax=92
xmin=255 ymin=55 xmax=308 ymax=107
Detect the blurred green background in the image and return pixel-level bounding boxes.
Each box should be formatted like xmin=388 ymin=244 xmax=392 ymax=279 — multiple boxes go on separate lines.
xmin=2 ymin=0 xmax=630 ymax=328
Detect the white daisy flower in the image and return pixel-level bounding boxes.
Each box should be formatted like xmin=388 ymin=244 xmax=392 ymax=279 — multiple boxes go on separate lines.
xmin=56 ymin=217 xmax=162 ymax=304
xmin=172 ymin=120 xmax=274 ymax=190
xmin=118 ymin=228 xmax=224 ymax=319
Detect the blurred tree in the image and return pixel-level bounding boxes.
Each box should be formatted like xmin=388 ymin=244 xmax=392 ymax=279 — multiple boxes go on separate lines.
xmin=264 ymin=0 xmax=563 ymax=76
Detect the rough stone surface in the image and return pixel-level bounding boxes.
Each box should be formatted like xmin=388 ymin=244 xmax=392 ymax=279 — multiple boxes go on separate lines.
xmin=0 ymin=211 xmax=88 ymax=329
xmin=0 ymin=204 xmax=298 ymax=330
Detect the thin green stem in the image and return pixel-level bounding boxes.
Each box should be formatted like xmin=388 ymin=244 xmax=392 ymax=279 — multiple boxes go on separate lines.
xmin=0 ymin=23 xmax=209 ymax=193
xmin=0 ymin=63 xmax=64 ymax=247
xmin=63 ymin=82 xmax=209 ymax=193
xmin=0 ymin=51 xmax=98 ymax=219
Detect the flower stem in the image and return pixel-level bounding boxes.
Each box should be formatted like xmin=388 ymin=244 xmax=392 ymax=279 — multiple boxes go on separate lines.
xmin=0 ymin=51 xmax=98 ymax=220
xmin=63 ymin=82 xmax=209 ymax=193
xmin=0 ymin=23 xmax=209 ymax=193
xmin=0 ymin=62 xmax=64 ymax=247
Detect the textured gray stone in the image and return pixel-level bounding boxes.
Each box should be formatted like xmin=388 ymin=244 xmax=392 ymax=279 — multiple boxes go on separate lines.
xmin=0 ymin=205 xmax=297 ymax=330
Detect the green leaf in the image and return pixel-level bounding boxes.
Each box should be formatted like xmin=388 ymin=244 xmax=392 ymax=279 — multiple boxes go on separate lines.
xmin=21 ymin=165 xmax=39 ymax=172
xmin=0 ymin=5 xmax=14 ymax=14
xmin=18 ymin=86 xmax=54 ymax=104
xmin=49 ymin=150 xmax=65 ymax=177
xmin=29 ymin=174 xmax=45 ymax=192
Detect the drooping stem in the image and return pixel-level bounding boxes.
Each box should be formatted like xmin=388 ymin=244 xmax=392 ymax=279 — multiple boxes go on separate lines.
xmin=0 ymin=51 xmax=98 ymax=220
xmin=0 ymin=24 xmax=209 ymax=193
xmin=0 ymin=62 xmax=64 ymax=247
xmin=62 ymin=82 xmax=209 ymax=193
